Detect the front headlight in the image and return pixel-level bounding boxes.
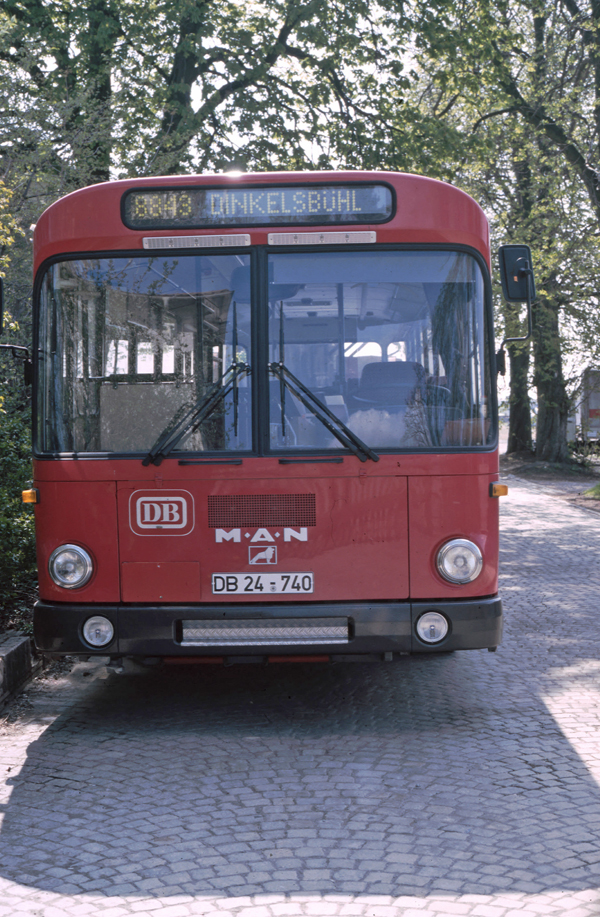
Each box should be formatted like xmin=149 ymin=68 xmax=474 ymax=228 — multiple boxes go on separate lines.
xmin=436 ymin=538 xmax=483 ymax=584
xmin=49 ymin=544 xmax=93 ymax=589
xmin=416 ymin=611 xmax=449 ymax=643
xmin=82 ymin=616 xmax=114 ymax=648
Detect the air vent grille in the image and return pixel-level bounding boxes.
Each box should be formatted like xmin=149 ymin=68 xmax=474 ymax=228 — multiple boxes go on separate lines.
xmin=181 ymin=618 xmax=348 ymax=647
xmin=208 ymin=494 xmax=316 ymax=528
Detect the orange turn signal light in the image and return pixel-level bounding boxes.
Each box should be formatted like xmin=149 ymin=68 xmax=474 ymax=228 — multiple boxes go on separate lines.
xmin=21 ymin=488 xmax=39 ymax=504
xmin=490 ymin=483 xmax=508 ymax=498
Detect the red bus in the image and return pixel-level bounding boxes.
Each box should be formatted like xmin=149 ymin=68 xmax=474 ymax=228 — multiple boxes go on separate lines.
xmin=24 ymin=171 xmax=509 ymax=663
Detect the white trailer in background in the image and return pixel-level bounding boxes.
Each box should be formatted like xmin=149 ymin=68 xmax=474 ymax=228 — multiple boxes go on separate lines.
xmin=568 ymin=367 xmax=600 ymax=445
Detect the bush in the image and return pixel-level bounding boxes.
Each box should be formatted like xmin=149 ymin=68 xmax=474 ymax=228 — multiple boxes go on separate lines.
xmin=0 ymin=378 xmax=37 ymax=634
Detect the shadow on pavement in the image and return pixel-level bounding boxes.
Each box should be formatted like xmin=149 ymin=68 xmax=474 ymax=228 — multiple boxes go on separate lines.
xmin=1 ymin=642 xmax=599 ymax=899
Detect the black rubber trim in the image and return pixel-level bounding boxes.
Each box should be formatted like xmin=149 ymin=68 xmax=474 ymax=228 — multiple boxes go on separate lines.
xmin=33 ymin=596 xmax=501 ymax=657
xmin=120 ymin=180 xmax=396 ymax=230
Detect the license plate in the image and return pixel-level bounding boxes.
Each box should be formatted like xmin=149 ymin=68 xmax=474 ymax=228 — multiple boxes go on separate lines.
xmin=212 ymin=572 xmax=314 ymax=595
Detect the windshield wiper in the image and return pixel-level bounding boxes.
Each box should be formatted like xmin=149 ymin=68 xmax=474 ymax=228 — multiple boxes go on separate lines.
xmin=142 ymin=360 xmax=251 ymax=466
xmin=269 ymin=361 xmax=379 ymax=463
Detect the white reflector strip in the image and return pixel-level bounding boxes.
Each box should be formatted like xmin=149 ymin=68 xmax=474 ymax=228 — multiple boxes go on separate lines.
xmin=142 ymin=234 xmax=251 ymax=250
xmin=268 ymin=231 xmax=376 ymax=245
xmin=181 ymin=618 xmax=348 ymax=647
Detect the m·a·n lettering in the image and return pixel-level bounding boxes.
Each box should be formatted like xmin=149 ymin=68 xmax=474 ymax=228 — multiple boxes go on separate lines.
xmin=214 ymin=527 xmax=309 ymax=544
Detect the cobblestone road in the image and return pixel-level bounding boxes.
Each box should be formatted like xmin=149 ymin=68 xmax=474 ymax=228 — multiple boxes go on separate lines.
xmin=1 ymin=478 xmax=600 ymax=917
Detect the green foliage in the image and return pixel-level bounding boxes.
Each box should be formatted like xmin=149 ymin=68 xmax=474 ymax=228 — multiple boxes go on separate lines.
xmin=0 ymin=0 xmax=407 ymax=182
xmin=0 ymin=376 xmax=36 ymax=634
xmin=0 ymin=180 xmax=21 ymax=278
xmin=584 ymin=483 xmax=600 ymax=499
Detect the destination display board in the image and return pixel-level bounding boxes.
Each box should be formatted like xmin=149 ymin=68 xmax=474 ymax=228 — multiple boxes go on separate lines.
xmin=122 ymin=183 xmax=393 ymax=230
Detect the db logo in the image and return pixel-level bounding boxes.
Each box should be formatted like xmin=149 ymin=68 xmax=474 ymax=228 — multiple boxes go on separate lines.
xmin=129 ymin=490 xmax=194 ymax=536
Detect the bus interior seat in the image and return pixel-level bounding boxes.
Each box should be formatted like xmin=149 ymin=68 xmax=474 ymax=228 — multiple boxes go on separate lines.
xmin=354 ymin=360 xmax=425 ymax=406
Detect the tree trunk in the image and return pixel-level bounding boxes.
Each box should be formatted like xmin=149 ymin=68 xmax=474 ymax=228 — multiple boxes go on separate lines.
xmin=502 ymin=151 xmax=535 ymax=454
xmin=507 ymin=339 xmax=533 ymax=453
xmin=85 ymin=0 xmax=118 ymax=184
xmin=532 ymin=285 xmax=570 ymax=461
xmin=158 ymin=9 xmax=203 ymax=175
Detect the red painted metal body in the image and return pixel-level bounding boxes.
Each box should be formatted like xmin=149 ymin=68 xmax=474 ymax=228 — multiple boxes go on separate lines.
xmin=31 ymin=171 xmax=501 ymax=659
xmin=33 ymin=171 xmax=490 ymax=274
xmin=32 ymin=453 xmax=498 ymax=606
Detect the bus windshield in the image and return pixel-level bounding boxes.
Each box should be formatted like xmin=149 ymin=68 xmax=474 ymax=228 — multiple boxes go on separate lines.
xmin=36 ymin=248 xmax=493 ymax=455
xmin=268 ymin=250 xmax=492 ymax=451
xmin=37 ymin=253 xmax=252 ymax=454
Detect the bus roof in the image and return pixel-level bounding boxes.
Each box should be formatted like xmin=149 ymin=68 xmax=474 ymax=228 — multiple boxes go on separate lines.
xmin=33 ymin=171 xmax=490 ymax=274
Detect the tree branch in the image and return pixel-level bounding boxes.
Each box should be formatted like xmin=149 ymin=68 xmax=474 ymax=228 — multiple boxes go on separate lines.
xmin=498 ymin=67 xmax=600 ymax=221
xmin=471 ymin=107 xmax=520 ymax=131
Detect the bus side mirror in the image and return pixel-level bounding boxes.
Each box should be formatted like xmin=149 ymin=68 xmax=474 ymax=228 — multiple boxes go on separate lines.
xmin=496 ymin=245 xmax=535 ymax=375
xmin=498 ymin=244 xmax=536 ymax=302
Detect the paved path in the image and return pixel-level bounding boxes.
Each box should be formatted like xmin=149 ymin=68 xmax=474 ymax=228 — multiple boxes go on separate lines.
xmin=1 ymin=480 xmax=600 ymax=917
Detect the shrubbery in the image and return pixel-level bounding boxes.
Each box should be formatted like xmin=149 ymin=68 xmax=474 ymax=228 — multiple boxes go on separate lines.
xmin=0 ymin=377 xmax=36 ymax=634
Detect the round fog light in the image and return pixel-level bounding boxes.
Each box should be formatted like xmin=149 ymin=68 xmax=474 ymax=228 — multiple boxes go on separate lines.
xmin=416 ymin=612 xmax=449 ymax=644
xmin=82 ymin=616 xmax=114 ymax=648
xmin=437 ymin=538 xmax=483 ymax=584
xmin=49 ymin=544 xmax=93 ymax=589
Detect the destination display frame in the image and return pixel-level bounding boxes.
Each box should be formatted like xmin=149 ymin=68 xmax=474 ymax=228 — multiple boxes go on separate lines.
xmin=121 ymin=181 xmax=395 ymax=231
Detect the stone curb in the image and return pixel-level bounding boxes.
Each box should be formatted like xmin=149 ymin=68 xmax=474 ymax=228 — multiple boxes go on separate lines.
xmin=0 ymin=632 xmax=35 ymax=709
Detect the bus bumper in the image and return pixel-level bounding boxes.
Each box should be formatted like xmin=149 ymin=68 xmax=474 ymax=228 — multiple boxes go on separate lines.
xmin=33 ymin=597 xmax=502 ymax=659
